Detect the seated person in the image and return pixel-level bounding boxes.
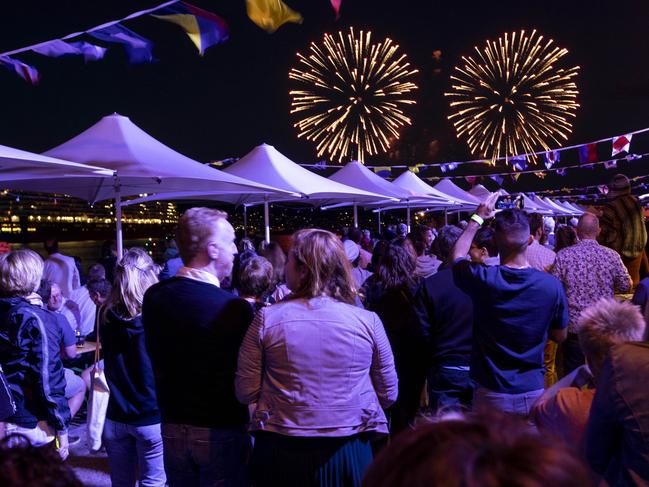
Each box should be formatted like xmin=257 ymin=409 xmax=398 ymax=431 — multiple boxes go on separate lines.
xmin=69 ymin=263 xmax=106 ymax=336
xmin=238 ymin=256 xmax=275 ymax=314
xmin=533 ymin=298 xmax=645 ymax=452
xmin=40 ymin=281 xmax=81 ymax=335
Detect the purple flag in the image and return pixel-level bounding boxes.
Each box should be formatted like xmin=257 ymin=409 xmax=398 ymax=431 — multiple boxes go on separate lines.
xmin=544 ymin=150 xmax=560 ymax=169
xmin=33 ymin=39 xmax=107 ymax=62
xmin=89 ymin=24 xmax=153 ymax=64
xmin=510 ymin=155 xmax=527 ymax=171
xmin=489 ymin=175 xmax=504 ymax=187
xmin=0 ymin=56 xmax=40 ymax=84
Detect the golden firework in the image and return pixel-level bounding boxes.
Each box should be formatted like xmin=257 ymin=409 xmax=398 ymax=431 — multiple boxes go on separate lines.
xmin=446 ymin=29 xmax=579 ymax=164
xmin=289 ymin=27 xmax=418 ymax=164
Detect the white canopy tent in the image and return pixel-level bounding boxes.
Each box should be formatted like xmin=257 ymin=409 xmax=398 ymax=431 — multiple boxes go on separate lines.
xmin=124 ymin=144 xmax=392 ymax=242
xmin=324 ymin=161 xmax=450 ymax=227
xmin=433 ymin=179 xmax=482 ymax=207
xmin=19 ymin=114 xmax=291 ymax=256
xmin=542 ymin=197 xmax=574 ymax=216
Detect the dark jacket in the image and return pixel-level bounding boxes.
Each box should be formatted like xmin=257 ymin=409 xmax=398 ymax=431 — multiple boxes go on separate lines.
xmin=143 ymin=277 xmax=253 ymax=429
xmin=102 ymin=307 xmax=160 ymax=426
xmin=586 ymin=341 xmax=649 ymax=487
xmin=0 ymin=297 xmax=70 ymax=432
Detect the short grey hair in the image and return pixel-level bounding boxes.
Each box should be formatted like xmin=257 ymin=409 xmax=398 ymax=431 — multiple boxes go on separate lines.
xmin=437 ymin=225 xmax=463 ymax=262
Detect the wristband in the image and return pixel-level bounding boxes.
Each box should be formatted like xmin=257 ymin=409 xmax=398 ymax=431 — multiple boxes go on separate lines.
xmin=470 ymin=214 xmax=484 ymax=226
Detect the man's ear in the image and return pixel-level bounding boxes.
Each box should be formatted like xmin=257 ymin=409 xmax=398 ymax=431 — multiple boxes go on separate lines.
xmin=207 ymin=242 xmax=220 ymax=260
xmin=527 ymin=235 xmax=534 ymax=246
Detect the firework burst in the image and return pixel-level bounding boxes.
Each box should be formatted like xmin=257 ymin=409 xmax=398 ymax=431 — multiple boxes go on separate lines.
xmin=289 ymin=27 xmax=418 ymax=164
xmin=446 ymin=29 xmax=579 ymax=164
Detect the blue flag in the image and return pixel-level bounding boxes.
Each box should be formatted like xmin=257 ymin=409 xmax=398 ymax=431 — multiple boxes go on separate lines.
xmin=89 ymin=24 xmax=153 ymax=64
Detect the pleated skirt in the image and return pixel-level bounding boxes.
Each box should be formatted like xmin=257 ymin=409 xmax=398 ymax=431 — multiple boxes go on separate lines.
xmin=250 ymin=431 xmax=374 ymax=487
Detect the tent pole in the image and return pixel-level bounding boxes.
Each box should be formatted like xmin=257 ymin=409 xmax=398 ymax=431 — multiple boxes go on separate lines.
xmin=353 ymin=203 xmax=358 ymax=228
xmin=406 ymin=203 xmax=411 ymax=233
xmin=115 ymin=178 xmax=123 ymax=260
xmin=444 ymin=208 xmax=448 ymax=226
xmin=264 ymin=199 xmax=270 ymax=244
xmin=243 ymin=205 xmax=248 ymax=238
xmin=377 ymin=210 xmax=381 ymax=235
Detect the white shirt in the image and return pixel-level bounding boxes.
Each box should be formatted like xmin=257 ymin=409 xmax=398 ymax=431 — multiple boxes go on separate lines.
xmin=176 ymin=266 xmax=221 ymax=288
xmin=69 ymin=286 xmax=96 ymax=336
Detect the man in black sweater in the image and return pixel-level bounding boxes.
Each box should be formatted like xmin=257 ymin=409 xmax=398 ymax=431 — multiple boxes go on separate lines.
xmin=143 ymin=208 xmax=253 ymax=487
xmin=414 ymin=225 xmax=474 ymax=413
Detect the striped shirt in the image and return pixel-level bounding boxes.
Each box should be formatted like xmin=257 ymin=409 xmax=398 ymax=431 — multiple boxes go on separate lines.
xmin=599 ymin=195 xmax=647 ymax=259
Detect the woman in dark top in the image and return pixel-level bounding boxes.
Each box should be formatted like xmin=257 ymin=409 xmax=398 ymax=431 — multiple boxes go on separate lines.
xmin=362 ymin=242 xmax=426 ymax=434
xmin=101 ymin=248 xmax=165 ymax=487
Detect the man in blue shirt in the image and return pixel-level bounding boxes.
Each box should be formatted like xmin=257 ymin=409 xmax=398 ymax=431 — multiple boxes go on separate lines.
xmin=451 ymin=193 xmax=568 ymax=418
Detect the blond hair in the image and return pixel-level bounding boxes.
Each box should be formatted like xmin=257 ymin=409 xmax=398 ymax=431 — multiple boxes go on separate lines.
xmin=108 ymin=248 xmax=158 ymax=318
xmin=0 ymin=249 xmax=43 ymax=297
xmin=176 ymin=207 xmax=228 ymax=263
xmin=577 ymin=298 xmax=646 ymax=381
xmin=287 ymin=228 xmax=357 ymax=305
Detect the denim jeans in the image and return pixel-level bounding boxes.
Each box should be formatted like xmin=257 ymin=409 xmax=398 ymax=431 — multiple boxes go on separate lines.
xmin=427 ymin=366 xmax=473 ymax=413
xmin=103 ymin=419 xmax=166 ymax=487
xmin=161 ymin=423 xmax=250 ymax=487
xmin=473 ymin=387 xmax=544 ymax=418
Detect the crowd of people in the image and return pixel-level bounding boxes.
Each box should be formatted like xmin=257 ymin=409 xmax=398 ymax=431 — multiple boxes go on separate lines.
xmin=0 ymin=173 xmax=648 ymax=486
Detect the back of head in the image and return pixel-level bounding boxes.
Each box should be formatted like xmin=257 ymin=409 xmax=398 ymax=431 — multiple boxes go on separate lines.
xmin=436 ymin=225 xmax=463 ymax=262
xmin=86 ymin=278 xmax=112 ymax=300
xmin=576 ymin=212 xmax=600 ymax=240
xmin=494 ymin=209 xmax=531 ymax=256
xmin=608 ymin=173 xmax=631 ymax=197
xmin=238 ymin=256 xmax=274 ymax=299
xmin=259 ymin=242 xmax=287 ymax=284
xmin=377 ymin=243 xmax=417 ymax=290
xmin=110 ymin=248 xmax=159 ymax=318
xmin=289 ymin=228 xmax=356 ymax=305
xmin=555 ymin=225 xmax=578 ymax=252
xmin=473 ymin=227 xmax=498 ymax=257
xmin=528 ymin=213 xmax=544 ymax=237
xmin=348 ymin=227 xmax=362 ymax=244
xmin=363 ymin=412 xmax=591 ymax=487
xmin=577 ymin=298 xmax=646 ymax=381
xmin=43 ymin=237 xmax=59 ymax=255
xmin=87 ymin=263 xmax=106 ymax=281
xmin=176 ymin=207 xmax=228 ymax=264
xmin=0 ymin=249 xmax=44 ymax=298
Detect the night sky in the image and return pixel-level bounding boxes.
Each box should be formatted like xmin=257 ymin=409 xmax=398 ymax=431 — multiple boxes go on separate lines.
xmin=1 ymin=0 xmax=648 ymax=197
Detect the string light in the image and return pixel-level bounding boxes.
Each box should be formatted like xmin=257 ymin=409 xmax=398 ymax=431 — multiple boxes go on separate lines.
xmin=446 ymin=29 xmax=579 ymax=165
xmin=289 ymin=27 xmax=418 ymax=164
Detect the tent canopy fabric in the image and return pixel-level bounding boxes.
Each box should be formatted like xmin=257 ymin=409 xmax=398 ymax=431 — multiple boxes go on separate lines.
xmin=433 ymin=179 xmax=482 ymax=207
xmin=0 ymin=144 xmax=112 ymax=182
xmin=328 ymin=161 xmax=413 ymax=201
xmin=16 ymin=113 xmax=289 ymax=203
xmin=223 ymin=144 xmax=391 ymax=205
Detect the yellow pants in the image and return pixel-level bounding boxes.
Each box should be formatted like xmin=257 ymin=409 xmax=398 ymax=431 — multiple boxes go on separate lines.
xmin=544 ymin=340 xmax=559 ymax=388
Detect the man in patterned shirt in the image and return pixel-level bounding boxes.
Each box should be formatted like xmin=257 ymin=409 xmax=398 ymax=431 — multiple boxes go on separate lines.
xmin=551 ymin=212 xmax=632 ymax=374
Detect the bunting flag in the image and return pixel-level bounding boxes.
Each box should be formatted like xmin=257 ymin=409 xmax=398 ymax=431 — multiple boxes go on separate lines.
xmin=152 ymin=2 xmax=229 ymax=55
xmin=490 ymin=175 xmax=504 ymax=187
xmin=604 ymin=160 xmax=618 ymax=170
xmin=408 ymin=166 xmax=419 ymax=173
xmin=440 ymin=162 xmax=458 ymax=173
xmin=556 ymin=168 xmax=567 ymax=176
xmin=0 ymin=56 xmax=40 ymax=84
xmin=373 ymin=166 xmax=392 ymax=178
xmin=544 ymin=150 xmax=560 ymax=169
xmin=246 ymin=0 xmax=303 ymax=33
xmin=510 ymin=173 xmax=520 ymax=182
xmin=611 ymin=134 xmax=632 ymax=156
xmin=33 ymin=39 xmax=107 ymax=62
xmin=89 ymin=24 xmax=154 ymax=64
xmin=534 ymin=171 xmax=546 ymax=179
xmin=510 ymin=155 xmax=527 ymax=171
xmin=330 ymin=0 xmax=342 ymax=19
xmin=597 ymin=185 xmax=609 ymax=195
xmin=578 ymin=143 xmax=598 ymax=164
xmin=313 ymin=160 xmax=326 ymax=170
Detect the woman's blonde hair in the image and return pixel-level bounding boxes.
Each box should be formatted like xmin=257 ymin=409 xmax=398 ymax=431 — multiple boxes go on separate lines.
xmin=107 ymin=248 xmax=158 ymax=318
xmin=0 ymin=249 xmax=43 ymax=297
xmin=287 ymin=228 xmax=356 ymax=305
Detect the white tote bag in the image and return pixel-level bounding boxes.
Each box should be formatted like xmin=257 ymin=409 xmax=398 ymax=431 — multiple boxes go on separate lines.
xmin=87 ymin=312 xmax=109 ymax=452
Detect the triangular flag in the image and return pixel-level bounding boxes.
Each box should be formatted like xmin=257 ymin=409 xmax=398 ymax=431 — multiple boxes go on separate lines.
xmin=152 ymin=1 xmax=229 ymax=55
xmin=313 ymin=160 xmax=326 ymax=170
xmin=611 ymin=134 xmax=632 ymax=156
xmin=89 ymin=24 xmax=154 ymax=64
xmin=544 ymin=150 xmax=560 ymax=169
xmin=511 ymin=173 xmax=520 ymax=182
xmin=578 ymin=143 xmax=598 ymax=164
xmin=246 ymin=0 xmax=303 ymax=33
xmin=330 ymin=0 xmax=342 ymax=19
xmin=69 ymin=41 xmax=107 ymax=62
xmin=534 ymin=171 xmax=546 ymax=179
xmin=557 ymin=168 xmax=567 ymax=176
xmin=489 ymin=175 xmax=504 ymax=187
xmin=603 ymin=160 xmax=618 ymax=170
xmin=597 ymin=185 xmax=609 ymax=195
xmin=510 ymin=155 xmax=527 ymax=171
xmin=0 ymin=56 xmax=40 ymax=84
